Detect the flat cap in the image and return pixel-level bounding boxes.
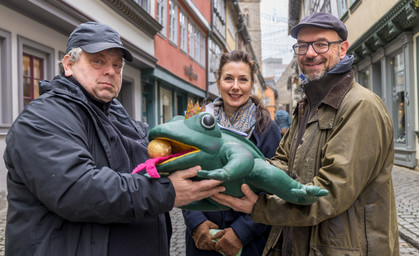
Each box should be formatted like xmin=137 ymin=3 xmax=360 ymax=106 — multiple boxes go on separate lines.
xmin=290 ymin=12 xmax=348 ymax=41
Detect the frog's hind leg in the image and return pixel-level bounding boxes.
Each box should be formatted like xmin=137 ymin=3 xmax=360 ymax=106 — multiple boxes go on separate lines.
xmin=246 ymin=159 xmax=328 ymax=205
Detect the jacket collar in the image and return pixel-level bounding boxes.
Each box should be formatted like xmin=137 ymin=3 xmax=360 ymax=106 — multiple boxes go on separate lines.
xmin=295 ymin=70 xmax=354 ymax=114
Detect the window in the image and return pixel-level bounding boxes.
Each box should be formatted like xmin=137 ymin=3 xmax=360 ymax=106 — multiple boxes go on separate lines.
xmin=390 ymin=52 xmax=406 ymax=144
xmin=200 ymin=33 xmax=205 ymax=65
xmin=157 ymin=0 xmax=167 ymax=36
xmin=169 ymin=0 xmax=178 ymax=44
xmin=264 ymin=97 xmax=271 ymax=106
xmin=337 ymin=0 xmax=348 ymax=18
xmin=209 ymin=38 xmax=222 ymax=76
xmin=179 ymin=11 xmax=187 ymax=52
xmin=23 ymin=53 xmax=44 ymax=106
xmin=188 ymin=22 xmax=205 ymax=65
xmin=18 ymin=36 xmax=54 ymax=111
xmin=188 ymin=23 xmax=195 ymax=58
xmin=134 ymin=0 xmax=149 ymax=13
xmin=358 ymin=69 xmax=370 ymax=89
xmin=187 ymin=21 xmax=205 ymax=65
xmin=160 ymin=87 xmax=173 ymax=123
xmin=194 ymin=28 xmax=200 ymax=61
xmin=348 ymin=0 xmax=362 ymax=12
xmin=213 ymin=0 xmax=226 ymax=39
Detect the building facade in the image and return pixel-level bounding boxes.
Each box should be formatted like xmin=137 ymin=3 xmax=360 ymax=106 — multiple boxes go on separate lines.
xmin=263 ymin=76 xmax=278 ymax=119
xmin=143 ymin=0 xmax=210 ymax=127
xmin=344 ymin=0 xmax=419 ymax=169
xmin=0 ymin=0 xmax=265 ymax=208
xmin=207 ymin=0 xmax=266 ymax=100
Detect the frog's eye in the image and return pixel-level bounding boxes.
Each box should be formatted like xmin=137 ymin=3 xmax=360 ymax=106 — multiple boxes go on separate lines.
xmin=201 ymin=114 xmax=216 ymax=129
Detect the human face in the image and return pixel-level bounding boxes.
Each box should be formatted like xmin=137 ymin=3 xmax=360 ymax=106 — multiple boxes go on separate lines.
xmin=296 ymin=26 xmax=349 ymax=81
xmin=63 ymin=49 xmax=124 ymax=102
xmin=217 ymin=61 xmax=253 ymax=116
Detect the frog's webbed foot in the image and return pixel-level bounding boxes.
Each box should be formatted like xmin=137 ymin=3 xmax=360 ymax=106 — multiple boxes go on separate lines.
xmin=197 ymin=169 xmax=230 ymax=181
xmin=290 ymin=185 xmax=329 ymax=205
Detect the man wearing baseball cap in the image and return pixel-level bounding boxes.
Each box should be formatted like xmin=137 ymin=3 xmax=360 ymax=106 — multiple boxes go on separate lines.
xmin=4 ymin=21 xmax=225 ymax=255
xmin=211 ymin=12 xmax=399 ymax=255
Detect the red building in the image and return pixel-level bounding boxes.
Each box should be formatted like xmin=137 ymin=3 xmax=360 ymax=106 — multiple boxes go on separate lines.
xmin=143 ymin=0 xmax=211 ymax=126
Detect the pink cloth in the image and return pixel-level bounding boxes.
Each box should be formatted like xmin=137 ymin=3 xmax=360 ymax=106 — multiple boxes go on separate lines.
xmin=131 ymin=150 xmax=192 ymax=178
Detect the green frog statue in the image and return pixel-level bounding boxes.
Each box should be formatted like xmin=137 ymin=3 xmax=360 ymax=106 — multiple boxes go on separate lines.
xmin=132 ymin=111 xmax=329 ymax=211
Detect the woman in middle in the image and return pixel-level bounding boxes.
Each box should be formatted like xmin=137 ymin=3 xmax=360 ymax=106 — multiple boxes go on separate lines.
xmin=182 ymin=50 xmax=281 ymax=256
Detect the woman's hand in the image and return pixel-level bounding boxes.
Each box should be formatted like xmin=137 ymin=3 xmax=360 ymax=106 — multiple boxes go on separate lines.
xmin=210 ymin=184 xmax=258 ymax=214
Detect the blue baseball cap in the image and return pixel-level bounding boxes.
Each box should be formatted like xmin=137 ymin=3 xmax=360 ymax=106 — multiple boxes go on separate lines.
xmin=290 ymin=12 xmax=348 ymax=41
xmin=66 ymin=21 xmax=133 ymax=62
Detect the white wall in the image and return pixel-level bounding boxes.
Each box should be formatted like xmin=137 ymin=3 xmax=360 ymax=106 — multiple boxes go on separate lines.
xmin=67 ymin=0 xmax=155 ymax=55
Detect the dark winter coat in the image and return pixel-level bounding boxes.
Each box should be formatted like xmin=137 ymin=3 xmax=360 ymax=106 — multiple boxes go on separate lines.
xmin=4 ymin=75 xmax=175 ymax=256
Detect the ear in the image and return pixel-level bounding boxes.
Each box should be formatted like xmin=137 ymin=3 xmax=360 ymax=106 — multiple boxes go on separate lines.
xmin=62 ymin=55 xmax=74 ymax=77
xmin=339 ymin=41 xmax=349 ymax=60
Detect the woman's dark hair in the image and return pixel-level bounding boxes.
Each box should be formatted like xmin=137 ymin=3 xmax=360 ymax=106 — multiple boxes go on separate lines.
xmin=216 ymin=50 xmax=271 ymax=134
xmin=216 ymin=50 xmax=257 ymax=83
xmin=250 ymin=95 xmax=272 ymax=134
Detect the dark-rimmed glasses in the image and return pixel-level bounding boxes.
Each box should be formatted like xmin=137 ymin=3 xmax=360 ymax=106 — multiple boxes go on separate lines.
xmin=292 ymin=40 xmax=342 ymax=55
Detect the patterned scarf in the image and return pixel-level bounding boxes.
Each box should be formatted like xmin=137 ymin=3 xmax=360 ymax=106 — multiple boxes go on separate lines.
xmin=213 ymin=98 xmax=257 ymax=138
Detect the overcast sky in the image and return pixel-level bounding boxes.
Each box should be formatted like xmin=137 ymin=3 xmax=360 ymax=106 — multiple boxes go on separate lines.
xmin=260 ymin=0 xmax=295 ymax=63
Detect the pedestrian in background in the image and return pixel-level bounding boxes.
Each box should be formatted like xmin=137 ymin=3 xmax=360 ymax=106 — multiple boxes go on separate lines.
xmin=274 ymin=104 xmax=292 ymax=136
xmin=211 ymin=12 xmax=399 ymax=256
xmin=3 ymin=21 xmax=224 ymax=256
xmin=182 ymin=50 xmax=281 ymax=256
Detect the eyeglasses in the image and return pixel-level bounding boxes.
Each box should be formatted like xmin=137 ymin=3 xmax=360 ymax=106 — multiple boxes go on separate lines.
xmin=292 ymin=40 xmax=343 ymax=55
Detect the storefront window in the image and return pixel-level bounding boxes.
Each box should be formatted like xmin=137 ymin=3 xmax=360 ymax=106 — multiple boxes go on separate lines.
xmin=391 ymin=52 xmax=406 ymax=144
xmin=160 ymin=87 xmax=173 ymax=123
xmin=358 ymin=69 xmax=370 ymax=89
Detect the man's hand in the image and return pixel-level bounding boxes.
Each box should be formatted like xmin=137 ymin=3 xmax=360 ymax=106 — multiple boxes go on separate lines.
xmin=192 ymin=220 xmax=219 ymax=250
xmin=210 ymin=184 xmax=257 ymax=214
xmin=212 ymin=227 xmax=243 ymax=256
xmin=169 ymin=166 xmax=225 ymax=207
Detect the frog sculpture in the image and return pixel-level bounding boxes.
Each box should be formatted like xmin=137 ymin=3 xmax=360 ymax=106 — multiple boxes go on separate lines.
xmin=132 ymin=111 xmax=328 ymax=211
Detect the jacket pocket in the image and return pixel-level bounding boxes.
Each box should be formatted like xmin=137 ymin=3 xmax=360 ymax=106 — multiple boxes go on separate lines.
xmin=311 ymin=245 xmax=361 ymax=256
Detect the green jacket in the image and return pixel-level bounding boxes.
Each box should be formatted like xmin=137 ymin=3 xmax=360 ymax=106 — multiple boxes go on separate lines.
xmin=252 ymin=71 xmax=399 ymax=255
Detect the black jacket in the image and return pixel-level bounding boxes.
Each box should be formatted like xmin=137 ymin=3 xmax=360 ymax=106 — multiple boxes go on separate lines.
xmin=4 ymin=75 xmax=175 ymax=255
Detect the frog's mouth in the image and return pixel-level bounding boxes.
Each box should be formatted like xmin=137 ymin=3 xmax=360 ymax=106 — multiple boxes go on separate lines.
xmin=132 ymin=137 xmax=199 ymax=178
xmin=153 ymin=137 xmax=199 ymax=165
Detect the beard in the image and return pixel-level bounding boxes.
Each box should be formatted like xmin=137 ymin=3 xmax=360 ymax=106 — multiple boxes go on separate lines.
xmin=304 ymin=69 xmax=327 ymax=82
xmin=300 ymin=50 xmax=341 ymax=82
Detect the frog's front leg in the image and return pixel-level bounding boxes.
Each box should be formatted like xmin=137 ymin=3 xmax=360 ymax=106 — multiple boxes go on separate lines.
xmin=197 ymin=142 xmax=254 ymax=181
xmin=247 ymin=159 xmax=329 ymax=205
xmin=290 ymin=185 xmax=329 ymax=205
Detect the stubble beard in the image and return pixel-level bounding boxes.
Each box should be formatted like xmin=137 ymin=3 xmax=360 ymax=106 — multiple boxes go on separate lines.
xmin=302 ymin=49 xmax=341 ymax=82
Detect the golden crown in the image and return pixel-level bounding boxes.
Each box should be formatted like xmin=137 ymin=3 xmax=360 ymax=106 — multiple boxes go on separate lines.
xmin=185 ymin=101 xmax=205 ymax=119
